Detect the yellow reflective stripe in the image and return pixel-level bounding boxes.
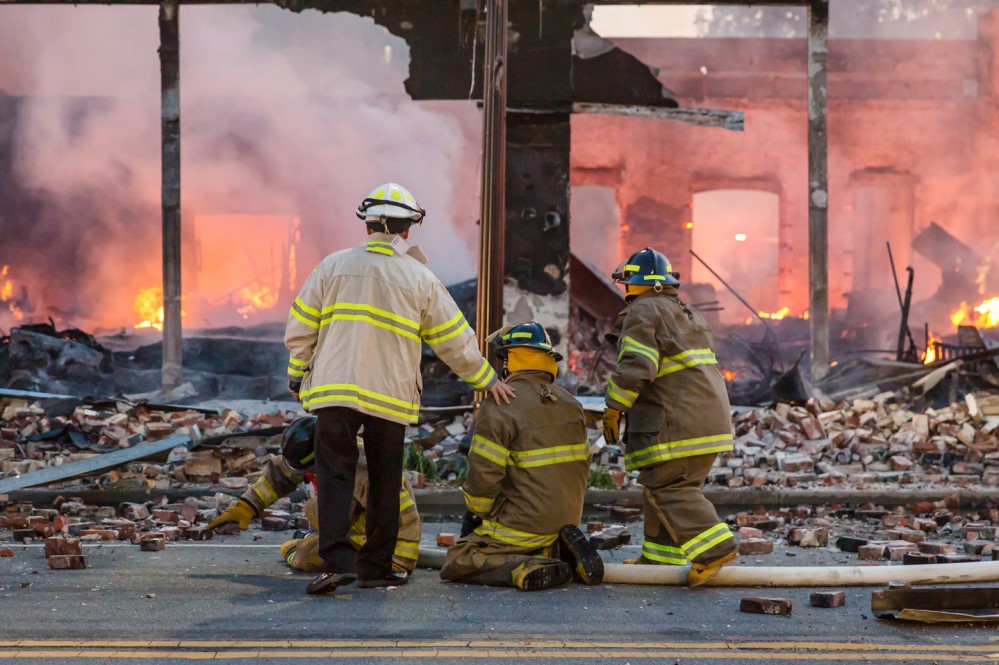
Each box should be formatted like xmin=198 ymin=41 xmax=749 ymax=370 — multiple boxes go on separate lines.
xmin=287 ymin=368 xmax=306 ymax=378
xmin=682 ymin=523 xmax=734 ymax=560
xmin=509 ymin=442 xmax=590 ymax=468
xmin=624 ymin=433 xmax=734 ymax=469
xmin=290 ymin=307 xmax=320 ymax=330
xmin=642 ymin=541 xmax=687 ymax=565
xmin=366 ymin=242 xmax=395 ymax=255
xmin=619 ymin=335 xmax=659 ymax=365
xmin=350 ymin=533 xmax=366 ymax=546
xmin=643 ymin=275 xmax=666 ymax=280
xmin=321 ymin=303 xmax=419 ymax=329
xmin=367 ymin=241 xmax=393 ymax=248
xmin=607 ymin=378 xmax=637 ymax=408
xmin=394 ymin=540 xmax=420 ymax=560
xmin=624 ymin=264 xmax=640 ymax=271
xmin=510 ymin=332 xmax=533 ymax=339
xmin=425 ymin=320 xmax=470 ymax=345
xmin=324 ymin=314 xmax=421 ymax=341
xmin=667 ymin=348 xmax=713 ymax=361
xmin=250 ymin=478 xmax=278 ymax=506
xmin=288 ymin=357 xmax=309 ymax=368
xmin=466 ymin=359 xmax=496 ymax=389
xmin=294 ymin=297 xmax=320 ymax=318
xmin=463 ymin=490 xmax=495 ymax=514
xmin=470 ymin=435 xmax=510 ymax=466
xmin=303 ymin=394 xmax=418 ymax=422
xmin=657 ymin=348 xmax=718 ymax=377
xmin=399 ymin=495 xmax=415 ymax=513
xmin=301 ymin=383 xmax=419 ymax=411
xmin=474 ymin=520 xmax=557 ymax=548
xmin=423 ymin=311 xmax=463 ymax=337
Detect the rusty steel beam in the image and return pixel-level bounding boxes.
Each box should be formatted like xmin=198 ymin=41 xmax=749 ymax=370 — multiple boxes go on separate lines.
xmin=475 ymin=0 xmax=508 ymax=363
xmin=572 ymin=102 xmax=744 ymax=131
xmin=160 ymin=0 xmax=182 ymax=391
xmin=808 ymin=0 xmax=829 ymax=380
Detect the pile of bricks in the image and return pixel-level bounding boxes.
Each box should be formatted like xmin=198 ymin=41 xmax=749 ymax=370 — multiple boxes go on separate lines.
xmin=729 ymin=497 xmax=999 ymax=564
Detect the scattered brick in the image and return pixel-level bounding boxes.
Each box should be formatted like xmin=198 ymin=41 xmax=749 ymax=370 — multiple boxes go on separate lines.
xmin=214 ymin=522 xmax=241 ymax=536
xmin=586 ymin=522 xmax=604 ymax=533
xmin=739 ymin=538 xmax=774 ymax=555
xmin=917 ymin=541 xmax=956 ymax=555
xmin=740 ymin=597 xmax=792 ymax=615
xmin=858 ymin=544 xmax=886 ymax=560
xmin=0 ymin=549 xmax=13 ymax=557
xmin=140 ymin=538 xmax=166 ymax=552
xmin=936 ymin=554 xmax=980 ymax=564
xmin=798 ymin=528 xmax=829 ymax=548
xmin=436 ymin=533 xmax=456 ymax=548
xmin=48 ymin=554 xmax=87 ymax=570
xmin=964 ymin=541 xmax=994 ymax=557
xmin=835 ymin=536 xmax=868 ymax=553
xmin=44 ymin=537 xmax=82 ymax=558
xmin=79 ymin=529 xmax=118 ymax=542
xmin=183 ymin=527 xmax=213 ymax=541
xmin=120 ymin=503 xmax=150 ymax=521
xmin=809 ymin=591 xmax=846 ymax=608
xmin=262 ymin=517 xmax=291 ymax=531
xmin=903 ymin=551 xmax=938 ymax=565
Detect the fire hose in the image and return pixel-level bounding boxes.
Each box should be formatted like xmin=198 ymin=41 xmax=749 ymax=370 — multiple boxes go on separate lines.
xmin=416 ymin=547 xmax=999 ymax=587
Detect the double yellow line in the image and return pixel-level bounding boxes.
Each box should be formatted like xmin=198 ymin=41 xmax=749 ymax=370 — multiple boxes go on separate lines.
xmin=0 ymin=640 xmax=997 ymax=661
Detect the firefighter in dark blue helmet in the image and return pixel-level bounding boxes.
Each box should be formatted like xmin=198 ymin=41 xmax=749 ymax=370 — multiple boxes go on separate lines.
xmin=603 ymin=248 xmax=737 ymax=586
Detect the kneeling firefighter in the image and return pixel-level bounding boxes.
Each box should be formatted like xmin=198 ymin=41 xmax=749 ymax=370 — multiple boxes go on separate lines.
xmin=440 ymin=322 xmax=604 ymax=591
xmin=208 ymin=417 xmax=421 ymax=574
xmin=602 ymin=248 xmax=737 ymax=586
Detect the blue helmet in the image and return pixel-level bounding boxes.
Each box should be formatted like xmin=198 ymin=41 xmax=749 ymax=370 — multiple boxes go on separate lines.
xmin=611 ymin=247 xmax=680 ymax=287
xmin=491 ymin=321 xmax=563 ymax=361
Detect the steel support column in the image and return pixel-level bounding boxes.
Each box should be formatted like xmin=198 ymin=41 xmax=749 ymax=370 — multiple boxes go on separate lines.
xmin=475 ymin=0 xmax=508 ymax=360
xmin=808 ymin=0 xmax=829 ymax=380
xmin=159 ymin=0 xmax=182 ymax=390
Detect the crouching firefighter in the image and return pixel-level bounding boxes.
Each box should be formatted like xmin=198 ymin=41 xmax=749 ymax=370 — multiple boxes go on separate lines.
xmin=208 ymin=417 xmax=422 ymax=574
xmin=440 ymin=322 xmax=604 ymax=591
xmin=602 ymin=248 xmax=737 ymax=586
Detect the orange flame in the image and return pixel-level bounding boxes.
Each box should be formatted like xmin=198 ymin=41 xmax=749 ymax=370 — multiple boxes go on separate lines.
xmin=923 ymin=332 xmax=942 ymax=364
xmin=133 ymin=286 xmax=165 ymax=331
xmin=723 ymin=369 xmax=737 ymax=381
xmin=1 ymin=265 xmax=24 ymax=321
xmin=950 ymin=297 xmax=999 ymax=329
xmin=235 ymin=283 xmax=279 ymax=319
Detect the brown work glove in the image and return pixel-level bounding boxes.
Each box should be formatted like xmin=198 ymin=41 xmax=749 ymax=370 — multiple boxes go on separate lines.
xmin=602 ymin=408 xmax=624 ymax=445
xmin=208 ymin=498 xmax=257 ymax=531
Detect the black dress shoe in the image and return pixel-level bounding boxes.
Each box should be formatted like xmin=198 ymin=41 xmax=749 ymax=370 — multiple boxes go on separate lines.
xmin=357 ymin=571 xmax=409 ymax=588
xmin=306 ymin=572 xmax=356 ymax=595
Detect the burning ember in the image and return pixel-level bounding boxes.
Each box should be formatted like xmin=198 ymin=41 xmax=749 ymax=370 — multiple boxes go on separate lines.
xmin=0 ymin=264 xmax=24 ymax=321
xmin=133 ymin=286 xmax=165 ymax=331
xmin=759 ymin=306 xmax=791 ymax=320
xmin=950 ymin=297 xmax=999 ymax=329
xmin=236 ymin=283 xmax=279 ymax=319
xmin=723 ymin=369 xmax=737 ymax=381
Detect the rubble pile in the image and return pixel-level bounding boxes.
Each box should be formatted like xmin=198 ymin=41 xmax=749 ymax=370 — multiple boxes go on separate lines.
xmin=0 ymin=397 xmax=300 ymax=491
xmin=725 ymin=498 xmax=999 ymax=565
xmin=592 ymin=392 xmax=999 ymax=490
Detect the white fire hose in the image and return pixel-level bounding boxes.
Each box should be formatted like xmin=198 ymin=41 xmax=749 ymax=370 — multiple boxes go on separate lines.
xmin=418 ymin=547 xmax=999 ymax=587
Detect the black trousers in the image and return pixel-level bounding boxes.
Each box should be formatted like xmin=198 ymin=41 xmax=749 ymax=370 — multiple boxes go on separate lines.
xmin=314 ymin=407 xmax=406 ymax=579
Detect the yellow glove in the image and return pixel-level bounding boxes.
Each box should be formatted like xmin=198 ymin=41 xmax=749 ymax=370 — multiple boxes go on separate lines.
xmin=603 ymin=408 xmax=624 ymax=445
xmin=208 ymin=498 xmax=257 ymax=531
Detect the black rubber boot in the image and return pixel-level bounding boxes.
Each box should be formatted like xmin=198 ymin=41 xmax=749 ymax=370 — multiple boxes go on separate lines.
xmin=514 ymin=561 xmax=572 ymax=592
xmin=558 ymin=525 xmax=605 ymax=585
xmin=357 ymin=571 xmax=409 ymax=589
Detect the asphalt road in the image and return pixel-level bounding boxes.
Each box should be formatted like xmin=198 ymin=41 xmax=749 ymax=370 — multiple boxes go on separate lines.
xmin=1 ymin=523 xmax=997 ymax=664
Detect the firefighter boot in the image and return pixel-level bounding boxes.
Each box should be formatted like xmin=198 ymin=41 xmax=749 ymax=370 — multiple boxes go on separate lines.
xmin=558 ymin=525 xmax=605 ymax=585
xmin=512 ymin=560 xmax=572 ymax=592
xmin=687 ymin=550 xmax=738 ymax=587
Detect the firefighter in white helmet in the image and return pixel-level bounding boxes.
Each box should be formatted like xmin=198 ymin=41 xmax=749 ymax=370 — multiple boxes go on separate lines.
xmin=285 ymin=182 xmax=516 ymax=595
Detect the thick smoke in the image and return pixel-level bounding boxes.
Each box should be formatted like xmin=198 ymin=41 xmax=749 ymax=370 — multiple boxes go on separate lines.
xmin=0 ymin=6 xmax=480 ymax=332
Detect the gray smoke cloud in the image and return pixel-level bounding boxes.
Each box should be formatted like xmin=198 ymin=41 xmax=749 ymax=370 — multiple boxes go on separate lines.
xmin=0 ymin=5 xmax=480 ymax=331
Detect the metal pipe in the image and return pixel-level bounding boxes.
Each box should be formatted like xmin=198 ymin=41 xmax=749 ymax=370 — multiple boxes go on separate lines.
xmin=807 ymin=0 xmax=830 ymax=381
xmin=159 ymin=0 xmax=182 ymax=391
xmin=474 ymin=0 xmax=508 ymax=365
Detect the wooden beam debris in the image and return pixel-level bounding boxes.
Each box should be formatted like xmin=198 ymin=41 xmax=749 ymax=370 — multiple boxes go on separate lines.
xmin=0 ymin=435 xmax=191 ymax=494
xmin=573 ymin=103 xmax=744 ymax=131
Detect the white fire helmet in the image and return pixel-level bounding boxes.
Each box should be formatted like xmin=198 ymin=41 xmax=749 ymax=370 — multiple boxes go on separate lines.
xmin=355 ymin=183 xmax=426 ymax=224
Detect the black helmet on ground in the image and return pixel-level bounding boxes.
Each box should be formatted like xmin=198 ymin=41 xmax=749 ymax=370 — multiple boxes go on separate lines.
xmin=282 ymin=416 xmax=318 ymax=472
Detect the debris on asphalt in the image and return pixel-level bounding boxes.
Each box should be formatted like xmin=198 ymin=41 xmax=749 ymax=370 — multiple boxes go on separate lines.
xmin=872 ymin=585 xmax=999 ymax=623
xmin=810 ymin=591 xmax=846 ymax=608
xmin=740 ymin=597 xmax=793 ymax=615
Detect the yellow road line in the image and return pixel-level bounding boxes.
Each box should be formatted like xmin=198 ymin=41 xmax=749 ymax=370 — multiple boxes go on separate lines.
xmin=4 ymin=640 xmax=997 ymax=652
xmin=0 ymin=649 xmax=996 ymax=662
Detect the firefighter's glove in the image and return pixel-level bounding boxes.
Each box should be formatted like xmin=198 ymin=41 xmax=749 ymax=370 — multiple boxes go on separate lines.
xmin=603 ymin=408 xmax=624 ymax=446
xmin=288 ymin=380 xmax=302 ymax=401
xmin=460 ymin=510 xmax=483 ymax=538
xmin=208 ymin=498 xmax=257 ymax=531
